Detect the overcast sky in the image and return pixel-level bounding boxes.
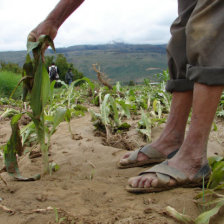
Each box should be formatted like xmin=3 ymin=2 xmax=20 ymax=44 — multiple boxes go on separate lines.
xmin=0 ymin=0 xmax=178 ymax=52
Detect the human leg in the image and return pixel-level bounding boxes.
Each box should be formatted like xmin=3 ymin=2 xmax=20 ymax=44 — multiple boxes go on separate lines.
xmin=127 ymin=83 xmax=223 ymax=191
xmin=118 ymin=91 xmax=193 ymax=167
xmin=127 ymin=0 xmax=224 ymax=192
xmin=119 ymin=0 xmax=196 ymax=168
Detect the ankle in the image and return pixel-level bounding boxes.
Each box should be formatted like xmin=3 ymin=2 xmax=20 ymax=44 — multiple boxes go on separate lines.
xmin=152 ymin=131 xmax=184 ymax=153
xmin=173 ymin=145 xmax=208 ymax=166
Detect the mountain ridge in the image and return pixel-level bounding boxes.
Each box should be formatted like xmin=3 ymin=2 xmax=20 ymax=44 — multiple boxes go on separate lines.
xmin=0 ymin=43 xmax=168 ymax=83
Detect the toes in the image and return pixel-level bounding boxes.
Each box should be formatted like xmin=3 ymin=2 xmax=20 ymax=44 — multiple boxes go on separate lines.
xmin=144 ymin=178 xmax=152 ymax=188
xmin=139 ymin=175 xmax=153 ymax=188
xmin=122 ymin=152 xmax=131 ymax=160
xmin=119 ymin=158 xmax=129 ymax=165
xmin=128 ymin=174 xmax=177 ymax=189
xmin=119 ymin=153 xmax=131 ymax=164
xmin=151 ymin=177 xmax=159 ymax=187
xmin=128 ymin=175 xmax=155 ymax=188
xmin=168 ymin=178 xmax=176 ymax=186
xmin=128 ymin=176 xmax=141 ymax=188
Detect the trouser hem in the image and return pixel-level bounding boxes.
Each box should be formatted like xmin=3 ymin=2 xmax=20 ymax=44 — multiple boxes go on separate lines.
xmin=165 ymin=79 xmax=194 ymax=93
xmin=187 ymin=65 xmax=224 ymax=86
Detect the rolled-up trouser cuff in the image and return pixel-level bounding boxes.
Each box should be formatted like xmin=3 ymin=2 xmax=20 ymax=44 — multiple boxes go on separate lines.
xmin=187 ymin=65 xmax=224 ymax=86
xmin=166 ymin=79 xmax=194 ymax=93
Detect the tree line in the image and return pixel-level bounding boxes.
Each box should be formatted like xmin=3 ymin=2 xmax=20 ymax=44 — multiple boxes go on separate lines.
xmin=0 ymin=54 xmax=84 ymax=82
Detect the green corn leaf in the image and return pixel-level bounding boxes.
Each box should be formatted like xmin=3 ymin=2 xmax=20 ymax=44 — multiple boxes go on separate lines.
xmin=195 ymin=200 xmax=224 ymax=224
xmin=147 ymin=96 xmax=151 ymax=110
xmin=41 ymin=65 xmax=51 ymax=106
xmin=30 ymin=56 xmax=50 ymax=118
xmin=27 ymin=35 xmax=55 ymax=54
xmin=117 ymin=100 xmax=131 ymax=119
xmin=115 ymin=81 xmax=121 ymax=92
xmin=157 ymin=101 xmax=162 ymax=118
xmin=27 ymin=41 xmax=39 ymax=53
xmin=153 ymin=99 xmax=158 ymax=112
xmin=38 ymin=35 xmax=55 ymax=52
xmin=82 ymin=77 xmax=95 ymax=92
xmin=30 ymin=60 xmax=43 ymax=118
xmin=207 ymin=161 xmax=224 ymax=189
xmin=20 ymin=121 xmax=36 ymax=146
xmin=208 ymin=156 xmax=224 ymax=168
xmin=213 ymin=122 xmax=218 ymax=131
xmin=44 ymin=115 xmax=54 ymax=123
xmin=101 ymin=94 xmax=111 ymax=125
xmin=41 ymin=64 xmax=51 ymax=107
xmin=201 ymin=198 xmax=224 ymax=207
xmin=50 ymin=107 xmax=67 ymax=136
xmin=49 ymin=80 xmax=56 ymax=100
xmin=110 ymin=97 xmax=120 ymax=127
xmin=138 ymin=129 xmax=151 ymax=141
xmin=4 ymin=114 xmax=40 ymax=181
xmin=56 ymin=80 xmax=68 ymax=89
xmin=142 ymin=109 xmax=151 ymax=130
xmin=64 ymin=108 xmax=72 ymax=123
xmin=138 ymin=109 xmax=152 ymax=142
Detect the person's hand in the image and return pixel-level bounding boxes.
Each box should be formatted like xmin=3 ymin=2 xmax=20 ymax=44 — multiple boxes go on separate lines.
xmin=27 ymin=20 xmax=58 ymax=58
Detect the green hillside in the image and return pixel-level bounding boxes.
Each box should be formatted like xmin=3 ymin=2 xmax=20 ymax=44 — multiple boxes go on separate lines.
xmin=0 ymin=43 xmax=168 ymax=84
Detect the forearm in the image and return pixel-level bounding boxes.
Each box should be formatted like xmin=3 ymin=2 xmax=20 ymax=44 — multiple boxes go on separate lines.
xmin=44 ymin=0 xmax=84 ymax=29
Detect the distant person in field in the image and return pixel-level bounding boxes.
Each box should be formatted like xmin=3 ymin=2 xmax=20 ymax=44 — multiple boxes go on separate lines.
xmin=65 ymin=68 xmax=74 ymax=85
xmin=48 ymin=62 xmax=59 ymax=82
xmin=28 ymin=0 xmax=224 ymax=193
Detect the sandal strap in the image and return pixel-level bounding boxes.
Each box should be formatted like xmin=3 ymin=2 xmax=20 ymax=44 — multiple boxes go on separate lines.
xmin=127 ymin=146 xmax=178 ymax=164
xmin=140 ymin=145 xmax=166 ymax=159
xmin=139 ymin=161 xmax=211 ymax=185
xmin=139 ymin=161 xmax=188 ymax=183
xmin=128 ymin=145 xmax=165 ymax=163
xmin=128 ymin=148 xmax=141 ymax=162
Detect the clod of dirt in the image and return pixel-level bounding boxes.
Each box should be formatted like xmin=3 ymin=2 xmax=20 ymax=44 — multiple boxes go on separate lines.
xmin=35 ymin=194 xmax=47 ymax=202
xmin=103 ymin=133 xmax=138 ymax=150
xmin=19 ymin=114 xmax=32 ymax=126
xmin=72 ymin=133 xmax=83 ymax=140
xmin=144 ymin=207 xmax=153 ymax=214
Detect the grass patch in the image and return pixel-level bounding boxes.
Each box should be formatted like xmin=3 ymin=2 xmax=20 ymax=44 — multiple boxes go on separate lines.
xmin=0 ymin=71 xmax=22 ymax=99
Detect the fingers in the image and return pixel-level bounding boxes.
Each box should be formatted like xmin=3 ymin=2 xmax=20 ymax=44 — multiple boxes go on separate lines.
xmin=27 ymin=31 xmax=37 ymax=42
xmin=27 ymin=31 xmax=48 ymax=61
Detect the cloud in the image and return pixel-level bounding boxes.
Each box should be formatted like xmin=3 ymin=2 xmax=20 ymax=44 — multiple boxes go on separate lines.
xmin=0 ymin=0 xmax=177 ymax=51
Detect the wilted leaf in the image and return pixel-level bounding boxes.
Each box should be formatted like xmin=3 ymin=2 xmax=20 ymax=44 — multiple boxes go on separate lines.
xmin=165 ymin=206 xmax=194 ymax=224
xmin=27 ymin=41 xmax=40 ymax=53
xmin=0 ymin=108 xmax=20 ymax=119
xmin=4 ymin=114 xmax=40 ymax=181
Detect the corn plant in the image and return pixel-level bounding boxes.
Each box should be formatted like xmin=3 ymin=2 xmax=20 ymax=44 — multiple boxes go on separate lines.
xmin=137 ymin=109 xmax=152 ymax=142
xmin=22 ymin=35 xmax=56 ymax=174
xmin=90 ymin=93 xmax=131 ymax=140
xmin=166 ymin=156 xmax=224 ymax=224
